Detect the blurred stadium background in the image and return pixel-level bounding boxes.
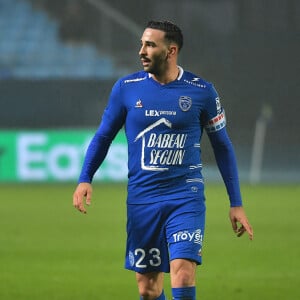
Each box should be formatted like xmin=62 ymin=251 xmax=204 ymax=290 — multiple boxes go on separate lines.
xmin=0 ymin=0 xmax=299 ymax=184
xmin=0 ymin=2 xmax=300 ymax=299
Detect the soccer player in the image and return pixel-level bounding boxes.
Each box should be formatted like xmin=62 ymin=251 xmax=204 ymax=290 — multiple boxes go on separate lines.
xmin=73 ymin=20 xmax=253 ymax=300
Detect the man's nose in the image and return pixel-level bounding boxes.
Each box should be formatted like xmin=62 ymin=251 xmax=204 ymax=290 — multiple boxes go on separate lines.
xmin=139 ymin=45 xmax=146 ymax=56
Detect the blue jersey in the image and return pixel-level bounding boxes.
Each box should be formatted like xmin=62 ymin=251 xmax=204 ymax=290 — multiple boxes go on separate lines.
xmin=79 ymin=67 xmax=242 ymax=206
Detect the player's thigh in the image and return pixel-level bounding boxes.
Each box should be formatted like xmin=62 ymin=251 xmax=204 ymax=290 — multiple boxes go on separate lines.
xmin=166 ymin=201 xmax=206 ymax=265
xmin=125 ymin=203 xmax=170 ymax=273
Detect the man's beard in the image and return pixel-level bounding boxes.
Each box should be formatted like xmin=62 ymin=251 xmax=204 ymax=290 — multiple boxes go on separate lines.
xmin=141 ymin=52 xmax=168 ymax=76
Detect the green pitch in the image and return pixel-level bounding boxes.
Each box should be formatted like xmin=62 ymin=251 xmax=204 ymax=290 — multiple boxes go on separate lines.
xmin=0 ymin=183 xmax=299 ymax=299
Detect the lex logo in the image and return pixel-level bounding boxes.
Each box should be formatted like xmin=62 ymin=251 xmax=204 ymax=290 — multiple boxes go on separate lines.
xmin=145 ymin=110 xmax=159 ymax=117
xmin=172 ymin=229 xmax=203 ymax=245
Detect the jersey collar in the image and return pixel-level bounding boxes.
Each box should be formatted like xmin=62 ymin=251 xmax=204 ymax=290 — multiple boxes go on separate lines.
xmin=148 ymin=66 xmax=184 ymax=81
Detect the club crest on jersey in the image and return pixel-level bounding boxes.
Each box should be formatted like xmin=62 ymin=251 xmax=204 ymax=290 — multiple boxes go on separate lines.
xmin=179 ymin=96 xmax=192 ymax=112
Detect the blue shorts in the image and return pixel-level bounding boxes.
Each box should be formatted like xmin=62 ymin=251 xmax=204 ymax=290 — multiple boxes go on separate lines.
xmin=125 ymin=198 xmax=206 ymax=273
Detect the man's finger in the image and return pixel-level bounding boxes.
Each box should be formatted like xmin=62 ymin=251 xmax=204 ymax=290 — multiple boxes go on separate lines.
xmin=86 ymin=190 xmax=92 ymax=206
xmin=79 ymin=203 xmax=87 ymax=214
xmin=244 ymin=223 xmax=254 ymax=240
xmin=236 ymin=225 xmax=246 ymax=237
xmin=73 ymin=193 xmax=87 ymax=214
xmin=73 ymin=194 xmax=79 ymax=209
xmin=231 ymin=219 xmax=238 ymax=233
xmin=76 ymin=199 xmax=87 ymax=214
xmin=239 ymin=220 xmax=253 ymax=240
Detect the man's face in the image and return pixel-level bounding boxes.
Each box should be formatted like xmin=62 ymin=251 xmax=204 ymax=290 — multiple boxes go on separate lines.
xmin=139 ymin=28 xmax=169 ymax=75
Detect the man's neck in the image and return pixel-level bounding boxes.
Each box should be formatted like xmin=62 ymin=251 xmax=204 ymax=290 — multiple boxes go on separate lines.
xmin=151 ymin=65 xmax=180 ymax=85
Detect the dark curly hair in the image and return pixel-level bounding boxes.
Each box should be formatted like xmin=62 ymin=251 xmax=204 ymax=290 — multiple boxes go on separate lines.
xmin=146 ymin=20 xmax=183 ymax=51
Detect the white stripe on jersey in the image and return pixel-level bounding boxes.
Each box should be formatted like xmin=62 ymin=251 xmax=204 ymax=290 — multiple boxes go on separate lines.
xmin=186 ymin=178 xmax=204 ymax=184
xmin=189 ymin=164 xmax=202 ymax=170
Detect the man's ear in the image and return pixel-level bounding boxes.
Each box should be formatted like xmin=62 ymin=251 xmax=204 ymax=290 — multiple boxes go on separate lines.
xmin=167 ymin=45 xmax=178 ymax=58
